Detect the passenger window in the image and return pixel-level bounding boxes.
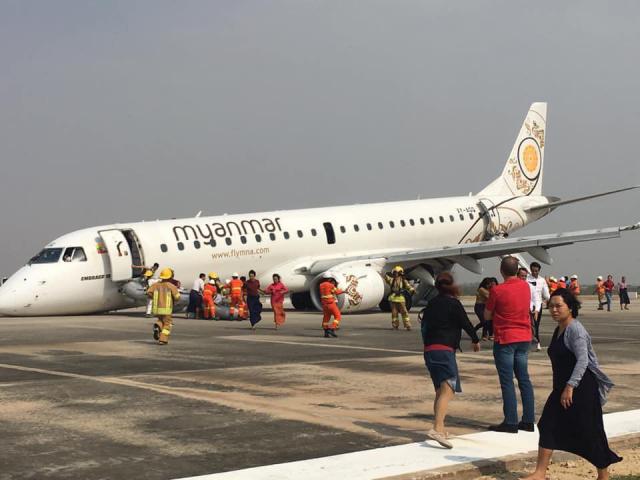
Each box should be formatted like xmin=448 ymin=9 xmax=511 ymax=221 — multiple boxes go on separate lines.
xmin=420 ymin=218 xmax=425 ymax=225
xmin=400 ymin=220 xmax=406 ymax=227
xmin=366 ymin=223 xmax=372 ymax=231
xmin=160 ymin=244 xmax=168 ymax=252
xmin=409 ymin=219 xmax=415 ymax=226
xmin=469 ymin=213 xmax=474 ymax=220
xmin=255 ymin=234 xmax=262 ymax=242
xmin=429 ymin=217 xmax=434 ymax=224
xmin=194 ymin=241 xmax=201 ymax=249
xmin=284 ymin=232 xmax=290 ymax=239
xmin=389 ymin=221 xmax=395 ymax=228
xmin=225 ymin=238 xmax=232 ymax=246
xmin=378 ymin=222 xmax=383 ymax=229
xmin=269 ymin=233 xmax=276 ymax=241
xmin=439 ymin=216 xmax=444 ymax=223
xmin=311 ymin=228 xmax=317 ymax=236
xmin=459 ymin=214 xmax=464 ymax=221
xmin=449 ymin=215 xmax=454 ymax=222
xmin=297 ymin=230 xmax=304 ymax=238
xmin=340 ymin=226 xmax=346 ymax=233
xmin=177 ymin=242 xmax=185 ymax=251
xmin=353 ymin=224 xmax=360 ymax=232
xmin=240 ymin=236 xmax=247 ymax=244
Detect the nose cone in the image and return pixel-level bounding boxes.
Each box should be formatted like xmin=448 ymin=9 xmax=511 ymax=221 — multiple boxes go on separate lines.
xmin=0 ymin=267 xmax=36 ymax=316
xmin=0 ymin=285 xmax=18 ymax=316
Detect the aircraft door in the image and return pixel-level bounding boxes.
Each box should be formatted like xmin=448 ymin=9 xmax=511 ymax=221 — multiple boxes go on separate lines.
xmin=477 ymin=199 xmax=502 ymax=240
xmin=98 ymin=229 xmax=134 ymax=282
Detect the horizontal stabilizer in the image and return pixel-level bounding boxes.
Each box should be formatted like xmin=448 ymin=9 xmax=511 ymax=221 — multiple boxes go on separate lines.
xmin=524 ymin=185 xmax=640 ymax=212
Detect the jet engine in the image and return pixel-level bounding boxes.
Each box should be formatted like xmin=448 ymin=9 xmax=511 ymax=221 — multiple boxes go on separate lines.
xmin=309 ymin=266 xmax=386 ymax=313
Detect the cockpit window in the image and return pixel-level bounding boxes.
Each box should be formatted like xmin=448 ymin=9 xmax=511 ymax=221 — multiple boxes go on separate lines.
xmin=29 ymin=248 xmax=63 ymax=264
xmin=63 ymin=247 xmax=87 ymax=262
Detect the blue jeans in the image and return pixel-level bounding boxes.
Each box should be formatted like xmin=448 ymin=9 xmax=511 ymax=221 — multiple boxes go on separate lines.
xmin=493 ymin=342 xmax=535 ymax=425
xmin=605 ymin=291 xmax=613 ymax=311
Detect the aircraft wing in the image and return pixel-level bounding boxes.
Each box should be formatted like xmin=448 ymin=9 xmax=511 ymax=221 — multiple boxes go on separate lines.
xmin=302 ymin=222 xmax=640 ymax=275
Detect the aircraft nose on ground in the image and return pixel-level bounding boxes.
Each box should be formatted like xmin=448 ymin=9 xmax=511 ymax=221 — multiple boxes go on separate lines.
xmin=0 ymin=285 xmax=20 ymax=316
xmin=0 ymin=267 xmax=37 ymax=316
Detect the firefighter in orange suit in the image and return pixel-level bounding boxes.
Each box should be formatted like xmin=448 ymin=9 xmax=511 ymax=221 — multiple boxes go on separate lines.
xmin=202 ymin=279 xmax=218 ymax=319
xmin=569 ymin=274 xmax=581 ymax=298
xmin=147 ymin=268 xmax=181 ymax=345
xmin=227 ymin=273 xmax=244 ymax=308
xmin=319 ymin=272 xmax=344 ymax=338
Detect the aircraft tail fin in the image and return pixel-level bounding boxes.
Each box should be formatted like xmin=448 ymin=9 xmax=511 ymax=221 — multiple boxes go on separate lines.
xmin=478 ymin=102 xmax=547 ymax=197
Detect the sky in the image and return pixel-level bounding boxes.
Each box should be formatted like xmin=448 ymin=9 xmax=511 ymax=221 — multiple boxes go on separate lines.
xmin=1 ymin=1 xmax=639 ymax=284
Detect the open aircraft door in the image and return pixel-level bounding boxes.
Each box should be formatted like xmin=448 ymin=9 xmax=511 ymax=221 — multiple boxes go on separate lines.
xmin=98 ymin=229 xmax=134 ymax=282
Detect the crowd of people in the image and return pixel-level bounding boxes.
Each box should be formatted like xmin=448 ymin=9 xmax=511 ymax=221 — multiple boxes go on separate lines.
xmin=422 ymin=257 xmax=623 ymax=479
xmin=138 ymin=260 xmax=630 ymax=478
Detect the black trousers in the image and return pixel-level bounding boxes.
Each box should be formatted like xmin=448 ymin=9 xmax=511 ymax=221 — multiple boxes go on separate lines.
xmin=532 ymin=309 xmax=542 ymax=343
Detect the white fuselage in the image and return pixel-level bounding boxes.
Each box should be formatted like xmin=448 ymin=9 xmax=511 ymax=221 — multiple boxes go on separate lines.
xmin=0 ymin=194 xmax=549 ymax=316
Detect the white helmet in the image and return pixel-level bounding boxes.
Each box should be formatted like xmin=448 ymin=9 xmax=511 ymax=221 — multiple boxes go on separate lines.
xmin=209 ymin=279 xmax=216 ymax=284
xmin=570 ymin=274 xmax=578 ymax=280
xmin=323 ymin=271 xmax=336 ymax=279
xmin=597 ymin=275 xmax=603 ymax=280
xmin=232 ymin=272 xmax=239 ymax=278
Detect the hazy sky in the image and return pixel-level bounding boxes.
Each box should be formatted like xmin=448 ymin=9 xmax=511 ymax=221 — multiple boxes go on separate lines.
xmin=1 ymin=1 xmax=639 ymax=283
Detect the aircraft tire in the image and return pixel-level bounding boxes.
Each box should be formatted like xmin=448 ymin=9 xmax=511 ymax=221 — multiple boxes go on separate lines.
xmin=291 ymin=291 xmax=313 ymax=311
xmin=378 ymin=299 xmax=391 ymax=312
xmin=403 ymin=292 xmax=413 ymax=311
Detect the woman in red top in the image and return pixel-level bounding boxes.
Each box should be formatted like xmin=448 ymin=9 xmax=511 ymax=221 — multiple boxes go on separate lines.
xmin=264 ymin=274 xmax=289 ymax=329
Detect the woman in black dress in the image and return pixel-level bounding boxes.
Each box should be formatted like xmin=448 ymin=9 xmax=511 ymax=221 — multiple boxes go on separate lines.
xmin=524 ymin=289 xmax=622 ymax=480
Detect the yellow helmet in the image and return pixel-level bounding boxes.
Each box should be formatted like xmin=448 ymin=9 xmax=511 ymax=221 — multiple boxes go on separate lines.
xmin=143 ymin=270 xmax=153 ymax=278
xmin=159 ymin=268 xmax=173 ymax=280
xmin=208 ymin=271 xmax=218 ymax=279
xmin=392 ymin=265 xmax=404 ymax=274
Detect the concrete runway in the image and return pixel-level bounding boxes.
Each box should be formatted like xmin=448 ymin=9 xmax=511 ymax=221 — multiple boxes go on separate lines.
xmin=1 ymin=300 xmax=639 ymax=479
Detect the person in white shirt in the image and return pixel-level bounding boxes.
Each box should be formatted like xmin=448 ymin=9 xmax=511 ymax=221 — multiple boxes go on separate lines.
xmin=518 ymin=267 xmax=536 ymax=311
xmin=527 ymin=262 xmax=550 ymax=351
xmin=187 ymin=273 xmax=206 ymax=318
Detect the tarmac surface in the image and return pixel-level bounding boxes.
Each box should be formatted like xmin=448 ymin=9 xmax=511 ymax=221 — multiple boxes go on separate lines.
xmin=1 ymin=299 xmax=639 ymax=480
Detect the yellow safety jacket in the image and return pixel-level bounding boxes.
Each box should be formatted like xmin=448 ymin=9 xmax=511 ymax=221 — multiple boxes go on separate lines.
xmin=384 ymin=275 xmax=415 ymax=303
xmin=147 ymin=281 xmax=181 ymax=315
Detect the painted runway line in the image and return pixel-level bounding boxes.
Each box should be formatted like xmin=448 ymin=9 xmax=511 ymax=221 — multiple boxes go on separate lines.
xmin=224 ymin=336 xmax=420 ymax=354
xmin=177 ymin=409 xmax=640 ymax=480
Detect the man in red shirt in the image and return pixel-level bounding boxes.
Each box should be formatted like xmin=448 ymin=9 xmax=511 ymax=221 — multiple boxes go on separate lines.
xmin=603 ymin=274 xmax=615 ymax=312
xmin=485 ymin=257 xmax=535 ymax=433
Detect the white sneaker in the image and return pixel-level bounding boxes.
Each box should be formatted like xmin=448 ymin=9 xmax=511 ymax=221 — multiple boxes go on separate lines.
xmin=426 ymin=429 xmax=453 ymax=449
xmin=536 ymin=342 xmax=541 ymax=351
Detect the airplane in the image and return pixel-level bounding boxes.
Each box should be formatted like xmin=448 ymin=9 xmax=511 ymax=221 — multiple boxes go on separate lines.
xmin=0 ymin=102 xmax=638 ymax=317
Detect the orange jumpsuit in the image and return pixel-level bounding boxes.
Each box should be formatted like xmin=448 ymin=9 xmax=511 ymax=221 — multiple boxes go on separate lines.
xmin=227 ymin=279 xmax=245 ymax=308
xmin=569 ymin=280 xmax=581 ymax=297
xmin=319 ymin=280 xmax=343 ymax=330
xmin=202 ymin=283 xmax=217 ymax=319
xmin=557 ymin=280 xmax=567 ymax=289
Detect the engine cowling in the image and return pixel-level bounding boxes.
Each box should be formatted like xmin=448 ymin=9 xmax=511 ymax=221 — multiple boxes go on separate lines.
xmin=310 ymin=266 xmax=386 ymax=313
